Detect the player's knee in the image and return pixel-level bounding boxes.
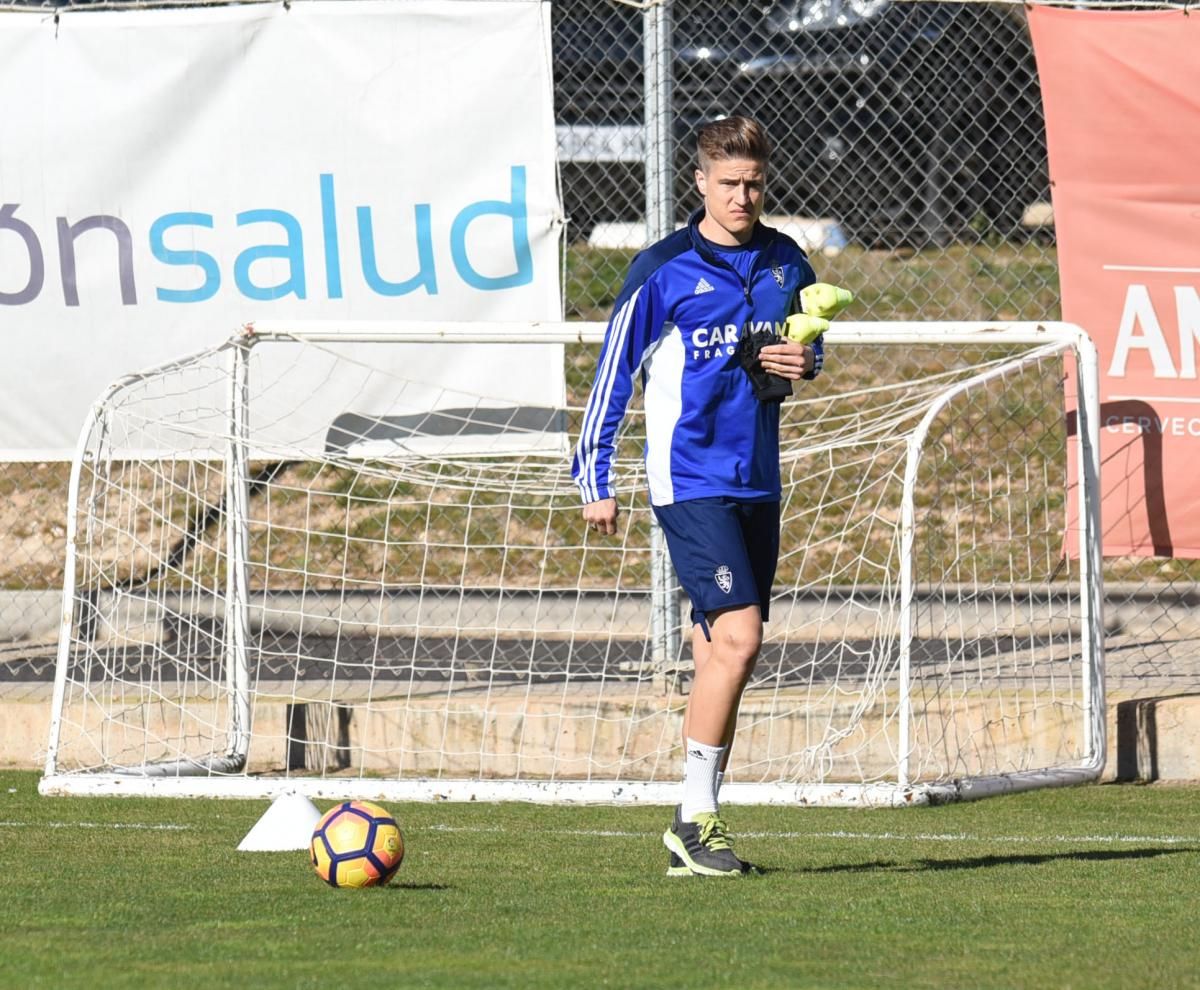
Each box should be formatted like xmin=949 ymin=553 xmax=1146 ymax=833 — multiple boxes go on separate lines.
xmin=712 ymin=624 xmax=761 ymax=677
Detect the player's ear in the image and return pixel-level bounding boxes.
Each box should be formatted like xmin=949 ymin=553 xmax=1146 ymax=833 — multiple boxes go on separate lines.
xmin=694 ymin=168 xmax=706 ymax=198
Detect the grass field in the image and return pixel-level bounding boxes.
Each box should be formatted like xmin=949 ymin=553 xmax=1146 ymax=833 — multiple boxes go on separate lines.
xmin=563 ymin=242 xmax=1063 ymax=323
xmin=2 ymin=771 xmax=1198 ymax=989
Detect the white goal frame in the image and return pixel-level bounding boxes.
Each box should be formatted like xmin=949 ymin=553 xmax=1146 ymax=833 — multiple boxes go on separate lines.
xmin=41 ymin=320 xmax=1105 ymax=806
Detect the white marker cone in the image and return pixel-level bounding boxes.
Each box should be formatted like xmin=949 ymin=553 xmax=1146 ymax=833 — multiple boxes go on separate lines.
xmin=237 ymin=792 xmax=323 ymax=852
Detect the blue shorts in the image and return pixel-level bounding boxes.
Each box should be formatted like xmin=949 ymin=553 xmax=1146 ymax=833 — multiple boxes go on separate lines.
xmin=652 ymin=496 xmax=780 ymax=638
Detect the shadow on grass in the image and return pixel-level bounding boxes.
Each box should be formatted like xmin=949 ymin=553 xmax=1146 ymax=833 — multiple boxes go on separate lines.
xmin=795 ymin=846 xmax=1200 ymax=874
xmin=1104 ymin=637 xmax=1185 ymax=654
xmin=386 ymin=882 xmax=452 ymax=891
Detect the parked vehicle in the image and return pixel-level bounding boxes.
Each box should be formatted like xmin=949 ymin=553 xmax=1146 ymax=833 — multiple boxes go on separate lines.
xmin=554 ymin=1 xmax=1048 ymax=248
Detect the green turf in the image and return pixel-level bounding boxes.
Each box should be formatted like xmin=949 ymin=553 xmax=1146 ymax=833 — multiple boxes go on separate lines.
xmin=2 ymin=772 xmax=1198 ymax=989
xmin=563 ymin=242 xmax=1062 ymax=323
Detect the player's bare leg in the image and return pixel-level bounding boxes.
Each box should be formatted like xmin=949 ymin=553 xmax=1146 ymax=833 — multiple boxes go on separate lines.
xmin=684 ymin=625 xmax=741 ymax=769
xmin=685 ymin=604 xmax=761 ymax=749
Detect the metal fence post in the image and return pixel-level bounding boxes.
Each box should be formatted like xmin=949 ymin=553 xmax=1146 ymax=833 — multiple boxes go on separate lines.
xmin=644 ymin=0 xmax=674 ymax=241
xmin=644 ymin=0 xmax=681 ymax=687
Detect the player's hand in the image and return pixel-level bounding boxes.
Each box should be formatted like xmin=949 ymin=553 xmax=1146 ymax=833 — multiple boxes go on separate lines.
xmin=758 ymin=339 xmax=813 ymax=380
xmin=582 ymin=497 xmax=619 ymax=536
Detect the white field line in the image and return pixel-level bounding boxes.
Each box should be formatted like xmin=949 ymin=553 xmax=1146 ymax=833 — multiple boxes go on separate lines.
xmin=420 ymin=824 xmax=1200 ymax=845
xmin=0 ymin=820 xmax=191 ymax=831
xmin=1 ymin=821 xmax=1193 ymax=846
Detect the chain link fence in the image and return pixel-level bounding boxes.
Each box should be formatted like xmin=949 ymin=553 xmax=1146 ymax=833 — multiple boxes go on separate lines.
xmin=557 ymin=0 xmax=1057 ymax=321
xmin=557 ymin=0 xmax=1199 ymax=714
xmin=2 ymin=0 xmax=1197 ymax=759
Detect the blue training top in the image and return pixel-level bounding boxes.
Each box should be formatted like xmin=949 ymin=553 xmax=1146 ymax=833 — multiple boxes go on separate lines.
xmin=572 ymin=209 xmax=820 ymax=507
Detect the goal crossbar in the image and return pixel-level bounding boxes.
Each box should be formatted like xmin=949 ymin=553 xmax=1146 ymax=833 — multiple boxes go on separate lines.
xmin=243 ymin=319 xmax=1089 ymax=347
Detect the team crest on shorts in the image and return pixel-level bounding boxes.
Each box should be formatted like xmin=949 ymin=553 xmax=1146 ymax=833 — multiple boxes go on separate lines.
xmin=714 ymin=565 xmax=733 ymax=594
xmin=771 ymin=266 xmax=785 ymax=288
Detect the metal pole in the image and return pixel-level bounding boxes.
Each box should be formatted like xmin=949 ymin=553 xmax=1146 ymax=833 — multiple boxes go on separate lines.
xmin=1073 ymin=332 xmax=1107 ymax=773
xmin=643 ymin=0 xmax=674 ymax=242
xmin=643 ymin=0 xmax=681 ymax=685
xmin=224 ymin=337 xmax=254 ymax=763
xmin=896 ymin=436 xmax=918 ymax=791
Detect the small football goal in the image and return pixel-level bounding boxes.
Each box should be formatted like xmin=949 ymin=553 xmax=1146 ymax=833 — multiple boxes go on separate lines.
xmin=40 ymin=320 xmax=1105 ymax=806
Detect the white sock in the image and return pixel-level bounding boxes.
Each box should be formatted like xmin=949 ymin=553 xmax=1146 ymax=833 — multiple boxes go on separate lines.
xmin=681 ymin=771 xmax=725 ymax=797
xmin=681 ymin=738 xmax=726 ymax=822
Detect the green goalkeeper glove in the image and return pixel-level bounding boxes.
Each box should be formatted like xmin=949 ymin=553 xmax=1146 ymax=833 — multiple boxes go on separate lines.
xmin=783 ymin=282 xmax=854 ymax=343
xmin=799 ymin=282 xmax=854 ymax=320
xmin=782 ymin=313 xmax=829 ymax=344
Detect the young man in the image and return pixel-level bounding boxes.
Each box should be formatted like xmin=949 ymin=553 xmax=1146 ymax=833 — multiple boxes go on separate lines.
xmin=572 ymin=116 xmax=826 ymax=876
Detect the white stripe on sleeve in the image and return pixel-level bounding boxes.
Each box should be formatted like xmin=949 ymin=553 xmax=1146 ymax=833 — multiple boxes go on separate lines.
xmin=575 ymin=287 xmax=641 ymax=500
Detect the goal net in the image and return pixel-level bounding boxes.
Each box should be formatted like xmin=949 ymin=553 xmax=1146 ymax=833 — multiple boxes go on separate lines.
xmin=41 ymin=321 xmax=1105 ymax=805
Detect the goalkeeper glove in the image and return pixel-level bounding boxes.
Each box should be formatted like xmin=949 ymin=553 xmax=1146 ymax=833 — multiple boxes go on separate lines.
xmin=798 ymin=282 xmax=854 ymax=320
xmin=783 ymin=282 xmax=853 ymax=343
xmin=736 ymin=326 xmax=793 ymax=404
xmin=782 ymin=313 xmax=830 ymax=344
xmin=737 ymin=283 xmax=852 ymax=402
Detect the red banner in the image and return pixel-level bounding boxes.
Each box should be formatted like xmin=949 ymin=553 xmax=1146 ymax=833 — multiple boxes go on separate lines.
xmin=1031 ymin=7 xmax=1200 ymax=558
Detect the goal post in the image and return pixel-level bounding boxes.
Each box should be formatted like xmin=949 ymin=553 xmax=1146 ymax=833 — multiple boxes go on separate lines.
xmin=40 ymin=320 xmax=1105 ymax=806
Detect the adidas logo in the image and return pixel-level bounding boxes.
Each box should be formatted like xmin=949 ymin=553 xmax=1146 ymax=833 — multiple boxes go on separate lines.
xmin=694 ymin=277 xmax=715 ymax=295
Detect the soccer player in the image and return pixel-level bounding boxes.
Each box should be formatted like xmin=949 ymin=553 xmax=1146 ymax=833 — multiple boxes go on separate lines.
xmin=572 ymin=116 xmax=826 ymax=876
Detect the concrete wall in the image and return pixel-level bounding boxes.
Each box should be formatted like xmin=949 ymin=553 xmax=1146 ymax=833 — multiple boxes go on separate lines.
xmin=7 ymin=687 xmax=1197 ymax=784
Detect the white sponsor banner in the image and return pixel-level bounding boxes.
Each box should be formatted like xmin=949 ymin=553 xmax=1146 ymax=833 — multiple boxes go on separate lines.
xmin=0 ymin=0 xmax=563 ymax=459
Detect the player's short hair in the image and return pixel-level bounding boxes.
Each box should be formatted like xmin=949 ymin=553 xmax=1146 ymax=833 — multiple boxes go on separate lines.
xmin=696 ymin=116 xmax=772 ymax=171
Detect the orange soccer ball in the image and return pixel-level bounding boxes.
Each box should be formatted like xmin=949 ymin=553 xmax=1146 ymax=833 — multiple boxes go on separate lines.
xmin=310 ymin=800 xmax=405 ymax=888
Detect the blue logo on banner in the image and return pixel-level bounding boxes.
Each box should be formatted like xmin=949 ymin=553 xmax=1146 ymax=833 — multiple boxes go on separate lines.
xmin=0 ymin=166 xmax=534 ymax=307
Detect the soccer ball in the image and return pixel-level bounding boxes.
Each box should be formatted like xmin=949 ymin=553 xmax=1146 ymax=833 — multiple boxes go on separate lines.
xmin=310 ymin=800 xmax=405 ymax=888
